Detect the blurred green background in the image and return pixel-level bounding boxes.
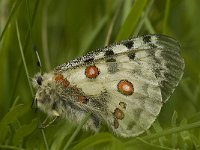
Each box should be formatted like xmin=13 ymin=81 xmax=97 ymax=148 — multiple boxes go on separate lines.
xmin=0 ymin=0 xmax=200 ymax=149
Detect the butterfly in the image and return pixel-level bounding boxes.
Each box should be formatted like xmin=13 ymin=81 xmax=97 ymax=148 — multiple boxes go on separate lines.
xmin=32 ymin=34 xmax=184 ymax=137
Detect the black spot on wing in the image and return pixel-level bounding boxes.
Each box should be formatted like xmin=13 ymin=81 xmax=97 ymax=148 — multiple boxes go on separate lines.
xmin=122 ymin=40 xmax=134 ymax=49
xmin=105 ymin=49 xmax=114 ymax=57
xmin=105 ymin=56 xmax=118 ymax=73
xmin=143 ymin=35 xmax=157 ymax=49
xmin=128 ymin=52 xmax=136 ymax=60
xmin=143 ymin=35 xmax=151 ymax=43
xmin=104 ymin=50 xmax=118 ymax=73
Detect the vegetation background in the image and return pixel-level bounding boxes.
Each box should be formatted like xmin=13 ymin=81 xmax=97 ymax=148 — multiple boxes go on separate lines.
xmin=0 ymin=0 xmax=200 ymax=149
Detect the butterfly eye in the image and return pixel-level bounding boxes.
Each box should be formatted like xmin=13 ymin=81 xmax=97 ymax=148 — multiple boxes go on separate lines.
xmin=36 ymin=76 xmax=43 ymax=85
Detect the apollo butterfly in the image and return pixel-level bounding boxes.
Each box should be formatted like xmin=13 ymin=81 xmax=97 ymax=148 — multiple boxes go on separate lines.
xmin=32 ymin=34 xmax=184 ymax=137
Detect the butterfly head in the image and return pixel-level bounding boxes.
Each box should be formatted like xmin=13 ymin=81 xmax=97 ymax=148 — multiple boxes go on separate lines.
xmin=32 ymin=72 xmax=71 ymax=113
xmin=32 ymin=73 xmax=54 ymax=110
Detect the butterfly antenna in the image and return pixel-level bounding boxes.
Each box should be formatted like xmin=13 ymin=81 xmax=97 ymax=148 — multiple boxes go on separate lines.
xmin=33 ymin=44 xmax=42 ymax=74
xmin=25 ymin=0 xmax=42 ymax=74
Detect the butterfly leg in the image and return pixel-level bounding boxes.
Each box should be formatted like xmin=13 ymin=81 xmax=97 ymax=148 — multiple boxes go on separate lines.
xmin=39 ymin=115 xmax=59 ymax=129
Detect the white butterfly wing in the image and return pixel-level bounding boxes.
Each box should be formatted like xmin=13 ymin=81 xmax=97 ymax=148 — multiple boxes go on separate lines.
xmin=55 ymin=35 xmax=184 ymax=137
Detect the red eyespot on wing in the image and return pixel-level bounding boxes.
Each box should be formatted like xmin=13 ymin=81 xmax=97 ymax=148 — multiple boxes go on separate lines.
xmin=53 ymin=74 xmax=69 ymax=88
xmin=62 ymin=79 xmax=70 ymax=88
xmin=85 ymin=65 xmax=99 ymax=79
xmin=117 ymin=80 xmax=134 ymax=95
xmin=54 ymin=74 xmax=64 ymax=81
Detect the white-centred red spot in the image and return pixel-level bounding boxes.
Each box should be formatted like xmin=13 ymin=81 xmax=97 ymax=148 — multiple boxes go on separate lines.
xmin=117 ymin=80 xmax=134 ymax=95
xmin=53 ymin=74 xmax=70 ymax=88
xmin=85 ymin=65 xmax=99 ymax=79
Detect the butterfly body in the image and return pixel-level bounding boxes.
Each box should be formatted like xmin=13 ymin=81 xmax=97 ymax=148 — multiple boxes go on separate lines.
xmin=33 ymin=35 xmax=184 ymax=137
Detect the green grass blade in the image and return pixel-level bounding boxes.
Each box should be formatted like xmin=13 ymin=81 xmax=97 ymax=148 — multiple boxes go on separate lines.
xmin=125 ymin=120 xmax=200 ymax=145
xmin=64 ymin=112 xmax=91 ymax=150
xmin=0 ymin=145 xmax=25 ymax=150
xmin=0 ymin=0 xmax=23 ymax=44
xmin=115 ymin=0 xmax=148 ymax=41
xmin=16 ymin=21 xmax=34 ymax=97
xmin=0 ymin=104 xmax=27 ymax=143
xmin=163 ymin=0 xmax=171 ymax=34
xmin=79 ymin=16 xmax=108 ymax=55
xmin=41 ymin=129 xmax=50 ymax=150
xmin=134 ymin=0 xmax=155 ymax=35
xmin=42 ymin=2 xmax=51 ymax=71
xmin=143 ymin=121 xmax=200 ymax=140
xmin=9 ymin=0 xmax=40 ymax=105
xmin=144 ymin=18 xmax=156 ymax=34
xmin=72 ymin=133 xmax=113 ymax=150
xmin=126 ymin=138 xmax=174 ymax=150
xmin=13 ymin=119 xmax=38 ymax=145
xmin=104 ymin=1 xmax=122 ymax=46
